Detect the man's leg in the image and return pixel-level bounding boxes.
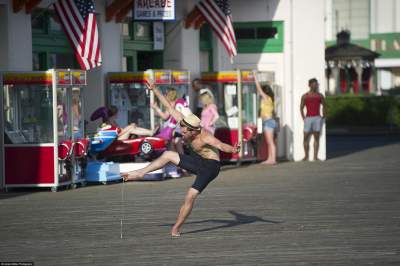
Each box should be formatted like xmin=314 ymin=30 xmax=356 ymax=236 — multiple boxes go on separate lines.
xmin=303 ymin=132 xmax=311 ymax=161
xmin=122 ymin=151 xmax=180 ymax=181
xmin=312 ymin=131 xmax=320 ymax=161
xmin=171 ymin=187 xmax=200 ymax=236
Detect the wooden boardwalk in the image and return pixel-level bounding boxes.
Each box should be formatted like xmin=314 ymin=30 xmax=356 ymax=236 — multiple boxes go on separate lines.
xmin=1 ymin=135 xmax=400 ymax=265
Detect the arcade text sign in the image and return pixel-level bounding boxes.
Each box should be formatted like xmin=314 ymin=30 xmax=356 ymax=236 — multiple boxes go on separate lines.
xmin=134 ymin=0 xmax=175 ymax=21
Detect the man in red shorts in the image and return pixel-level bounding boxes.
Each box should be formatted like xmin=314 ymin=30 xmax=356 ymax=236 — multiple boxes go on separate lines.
xmin=300 ymin=78 xmax=326 ymax=161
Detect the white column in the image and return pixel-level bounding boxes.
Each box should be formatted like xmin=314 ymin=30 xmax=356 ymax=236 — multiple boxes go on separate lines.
xmin=84 ymin=0 xmax=123 ymax=133
xmin=212 ymin=33 xmax=233 ymax=71
xmin=286 ymin=0 xmax=326 ymax=161
xmin=0 ymin=2 xmax=33 ymax=188
xmin=0 ymin=2 xmax=33 ymax=71
xmin=163 ymin=0 xmax=200 ymax=110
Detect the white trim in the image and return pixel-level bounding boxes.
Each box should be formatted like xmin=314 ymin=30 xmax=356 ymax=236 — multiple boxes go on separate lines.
xmin=5 ymin=184 xmax=56 ymax=187
xmin=52 ymin=69 xmax=60 ymax=187
xmin=5 ymin=180 xmax=70 ymax=188
xmin=375 ymin=58 xmax=400 ymax=68
xmin=1 ymin=73 xmax=4 ymax=189
xmin=4 ymin=143 xmax=55 ymax=147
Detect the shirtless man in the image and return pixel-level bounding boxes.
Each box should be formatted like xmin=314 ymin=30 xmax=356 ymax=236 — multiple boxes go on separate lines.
xmin=122 ymin=81 xmax=241 ymax=237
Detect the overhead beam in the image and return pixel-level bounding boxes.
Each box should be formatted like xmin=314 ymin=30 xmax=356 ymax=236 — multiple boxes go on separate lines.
xmin=185 ymin=7 xmax=202 ymax=29
xmin=13 ymin=0 xmax=26 ymax=13
xmin=194 ymin=14 xmax=205 ymax=30
xmin=115 ymin=0 xmax=134 ymax=23
xmin=25 ymin=0 xmax=42 ymax=14
xmin=106 ymin=0 xmax=128 ymax=22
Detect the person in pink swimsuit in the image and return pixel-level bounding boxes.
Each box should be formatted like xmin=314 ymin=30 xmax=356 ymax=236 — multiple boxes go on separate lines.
xmin=152 ymin=88 xmax=188 ymax=152
xmin=199 ymin=88 xmax=219 ymax=135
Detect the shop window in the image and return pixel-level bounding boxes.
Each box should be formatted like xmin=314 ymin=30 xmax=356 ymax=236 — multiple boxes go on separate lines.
xmin=122 ymin=22 xmax=130 ymax=37
xmin=32 ymin=52 xmax=47 ymax=70
xmin=137 ymin=52 xmax=163 ymax=71
xmin=49 ymin=13 xmax=62 ymax=32
xmin=234 ymin=21 xmax=284 ymax=53
xmin=257 ymin=27 xmax=278 ymax=39
xmin=49 ymin=53 xmax=79 ymax=69
xmin=235 ymin=28 xmax=256 ymax=39
xmin=31 ymin=10 xmax=47 ymax=33
xmin=122 ymin=56 xmax=134 ymax=72
xmin=32 ymin=8 xmax=77 ymax=70
xmin=134 ymin=22 xmax=152 ymax=41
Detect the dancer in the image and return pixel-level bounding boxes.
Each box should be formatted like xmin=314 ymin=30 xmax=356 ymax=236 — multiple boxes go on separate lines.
xmin=122 ymin=81 xmax=241 ymax=237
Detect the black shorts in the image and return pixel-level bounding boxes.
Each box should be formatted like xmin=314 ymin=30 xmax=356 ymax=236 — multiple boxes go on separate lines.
xmin=178 ymin=153 xmax=221 ymax=193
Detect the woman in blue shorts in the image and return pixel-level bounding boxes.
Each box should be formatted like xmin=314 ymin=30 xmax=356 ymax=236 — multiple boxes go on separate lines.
xmin=255 ymin=74 xmax=277 ymax=165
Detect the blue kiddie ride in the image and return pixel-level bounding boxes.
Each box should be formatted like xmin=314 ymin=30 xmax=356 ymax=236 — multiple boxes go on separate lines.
xmin=85 ymin=107 xmax=167 ymax=183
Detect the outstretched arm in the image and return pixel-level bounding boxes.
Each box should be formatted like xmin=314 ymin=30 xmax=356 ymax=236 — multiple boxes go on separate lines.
xmin=147 ymin=81 xmax=183 ymax=122
xmin=152 ymin=102 xmax=170 ymax=120
xmin=202 ymin=133 xmax=240 ymax=154
xmin=300 ymin=94 xmax=306 ymax=120
xmin=253 ymin=71 xmax=270 ymax=101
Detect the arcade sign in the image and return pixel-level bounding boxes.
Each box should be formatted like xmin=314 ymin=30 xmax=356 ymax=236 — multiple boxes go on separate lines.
xmin=134 ymin=0 xmax=175 ymax=21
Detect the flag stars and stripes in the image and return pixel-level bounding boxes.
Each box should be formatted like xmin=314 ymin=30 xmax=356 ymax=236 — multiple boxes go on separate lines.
xmin=54 ymin=0 xmax=102 ymax=70
xmin=196 ymin=0 xmax=237 ymax=61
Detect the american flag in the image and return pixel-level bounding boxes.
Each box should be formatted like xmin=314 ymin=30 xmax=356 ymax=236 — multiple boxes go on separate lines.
xmin=196 ymin=0 xmax=237 ymax=60
xmin=54 ymin=0 xmax=102 ymax=70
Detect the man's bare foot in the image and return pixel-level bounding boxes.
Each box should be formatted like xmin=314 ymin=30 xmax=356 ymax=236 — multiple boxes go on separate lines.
xmin=121 ymin=170 xmax=144 ymax=181
xmin=171 ymin=227 xmax=181 ymax=237
xmin=302 ymin=157 xmax=308 ymax=161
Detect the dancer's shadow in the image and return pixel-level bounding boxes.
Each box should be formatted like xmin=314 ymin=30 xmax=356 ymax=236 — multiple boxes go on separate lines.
xmin=160 ymin=210 xmax=283 ymax=235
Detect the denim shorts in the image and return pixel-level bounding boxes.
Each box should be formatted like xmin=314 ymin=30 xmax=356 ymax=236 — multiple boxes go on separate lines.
xmin=262 ymin=118 xmax=277 ymax=131
xmin=304 ymin=116 xmax=322 ymax=132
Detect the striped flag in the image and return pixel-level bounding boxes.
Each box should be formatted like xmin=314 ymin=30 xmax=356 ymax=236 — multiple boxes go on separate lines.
xmin=54 ymin=0 xmax=102 ymax=70
xmin=196 ymin=0 xmax=237 ymax=60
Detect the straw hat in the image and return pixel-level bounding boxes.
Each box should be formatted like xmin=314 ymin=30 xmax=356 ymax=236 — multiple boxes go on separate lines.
xmin=181 ymin=113 xmax=201 ymax=131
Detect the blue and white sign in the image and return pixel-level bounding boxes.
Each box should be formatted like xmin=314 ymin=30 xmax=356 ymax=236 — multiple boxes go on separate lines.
xmin=134 ymin=0 xmax=175 ymax=21
xmin=153 ymin=22 xmax=165 ymax=50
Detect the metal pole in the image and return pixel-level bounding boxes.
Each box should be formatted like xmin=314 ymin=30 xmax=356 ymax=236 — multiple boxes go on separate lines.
xmin=0 ymin=73 xmax=4 ymax=189
xmin=237 ymin=69 xmax=243 ymax=160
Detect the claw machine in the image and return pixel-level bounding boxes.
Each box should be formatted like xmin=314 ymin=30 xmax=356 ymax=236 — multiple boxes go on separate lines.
xmin=107 ymin=70 xmax=190 ymax=131
xmin=201 ymin=70 xmax=269 ymax=164
xmin=1 ymin=69 xmax=87 ymax=192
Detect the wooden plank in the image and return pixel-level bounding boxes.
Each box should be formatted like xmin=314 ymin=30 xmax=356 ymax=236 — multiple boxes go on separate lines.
xmin=0 ymin=136 xmax=399 ymax=265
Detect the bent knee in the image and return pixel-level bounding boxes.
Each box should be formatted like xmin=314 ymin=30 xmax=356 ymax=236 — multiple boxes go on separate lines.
xmin=185 ymin=191 xmax=199 ymax=203
xmin=162 ymin=151 xmax=180 ymax=164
